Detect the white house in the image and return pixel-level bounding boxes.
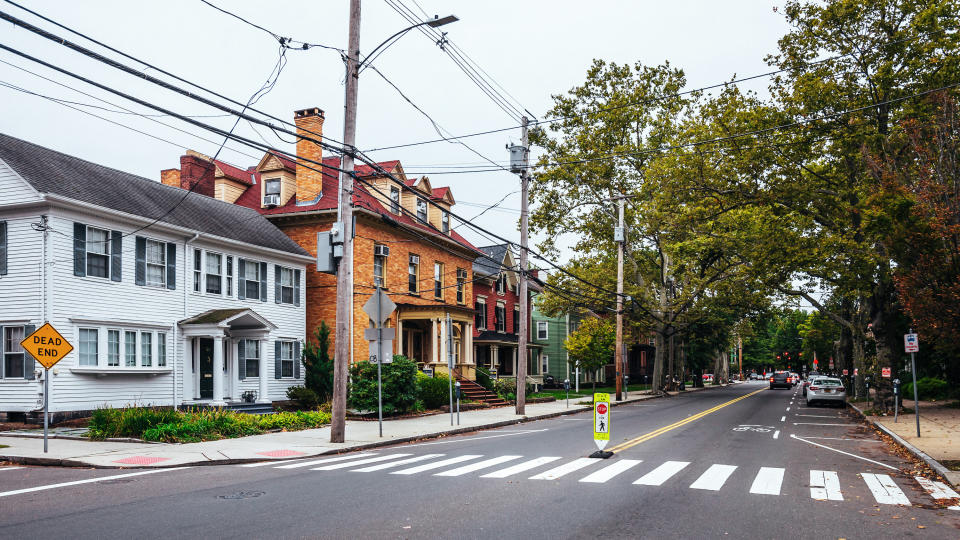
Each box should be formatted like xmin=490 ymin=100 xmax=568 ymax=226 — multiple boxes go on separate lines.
xmin=0 ymin=133 xmax=314 ymax=421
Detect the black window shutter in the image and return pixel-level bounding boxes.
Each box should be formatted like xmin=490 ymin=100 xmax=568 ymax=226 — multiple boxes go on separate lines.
xmin=237 ymin=259 xmax=246 ymax=300
xmin=73 ymin=223 xmax=86 ymax=277
xmin=0 ymin=221 xmax=7 ymax=275
xmin=274 ymin=340 xmax=282 ymax=379
xmin=238 ymin=340 xmax=246 ymax=380
xmin=110 ymin=231 xmax=122 ymax=282
xmin=166 ymin=242 xmax=176 ymax=290
xmin=294 ymin=270 xmax=301 ymax=307
xmin=23 ymin=323 xmax=36 ymax=380
xmin=134 ymin=236 xmax=146 ymax=286
xmin=294 ymin=341 xmax=301 ymax=379
xmin=274 ymin=265 xmax=281 ymax=304
xmin=0 ymin=325 xmax=4 ymax=378
xmin=259 ymin=261 xmax=267 ymax=302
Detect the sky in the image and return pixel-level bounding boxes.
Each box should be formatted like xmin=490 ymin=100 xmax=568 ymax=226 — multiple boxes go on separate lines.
xmin=0 ymin=0 xmax=793 ymax=270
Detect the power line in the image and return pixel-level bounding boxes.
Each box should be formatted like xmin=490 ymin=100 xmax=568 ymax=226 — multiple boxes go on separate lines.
xmin=198 ymin=0 xmax=345 ymax=53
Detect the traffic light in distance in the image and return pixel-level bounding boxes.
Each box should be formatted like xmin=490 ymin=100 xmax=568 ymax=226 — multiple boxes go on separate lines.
xmin=776 ymin=355 xmax=780 ymax=360
xmin=799 ymin=352 xmax=803 ymax=357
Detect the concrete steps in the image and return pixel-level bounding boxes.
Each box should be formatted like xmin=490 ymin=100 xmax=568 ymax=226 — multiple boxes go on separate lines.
xmin=457 ymin=377 xmax=509 ymax=407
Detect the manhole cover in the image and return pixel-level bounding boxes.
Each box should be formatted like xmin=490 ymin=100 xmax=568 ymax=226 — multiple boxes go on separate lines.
xmin=218 ymin=491 xmax=264 ymax=500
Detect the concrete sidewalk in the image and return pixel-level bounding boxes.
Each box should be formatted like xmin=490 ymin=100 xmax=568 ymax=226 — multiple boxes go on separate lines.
xmin=0 ymin=386 xmax=719 ymax=468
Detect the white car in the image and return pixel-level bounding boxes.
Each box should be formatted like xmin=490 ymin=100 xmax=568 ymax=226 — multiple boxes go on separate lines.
xmin=806 ymin=377 xmax=846 ymax=407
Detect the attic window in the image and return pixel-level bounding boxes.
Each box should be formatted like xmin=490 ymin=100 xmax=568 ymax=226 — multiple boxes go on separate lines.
xmin=442 ymin=210 xmax=450 ymax=233
xmin=416 ymin=198 xmax=427 ymax=223
xmin=264 ymin=178 xmax=280 ymax=205
xmin=390 ymin=187 xmax=400 ymax=214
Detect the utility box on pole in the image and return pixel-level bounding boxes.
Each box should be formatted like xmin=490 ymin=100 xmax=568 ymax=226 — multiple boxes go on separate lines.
xmin=508 ymin=143 xmax=528 ymax=174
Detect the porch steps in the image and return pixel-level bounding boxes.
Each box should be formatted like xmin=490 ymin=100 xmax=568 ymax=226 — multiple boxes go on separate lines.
xmin=456 ymin=377 xmax=510 ymax=407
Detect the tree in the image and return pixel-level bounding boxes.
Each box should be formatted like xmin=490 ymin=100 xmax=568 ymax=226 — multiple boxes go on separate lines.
xmin=348 ymin=356 xmax=419 ymax=415
xmin=565 ymin=317 xmax=616 ymax=392
xmin=302 ymin=321 xmax=334 ymax=403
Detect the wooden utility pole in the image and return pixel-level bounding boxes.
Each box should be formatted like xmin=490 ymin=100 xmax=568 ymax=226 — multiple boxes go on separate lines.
xmin=516 ymin=115 xmax=529 ymax=415
xmin=331 ymin=0 xmax=361 ymax=444
xmin=614 ymin=197 xmax=625 ymax=401
xmin=737 ymin=335 xmax=743 ymax=381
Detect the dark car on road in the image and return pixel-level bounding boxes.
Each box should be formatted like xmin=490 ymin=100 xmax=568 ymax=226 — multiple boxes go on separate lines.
xmin=769 ymin=371 xmax=791 ymax=389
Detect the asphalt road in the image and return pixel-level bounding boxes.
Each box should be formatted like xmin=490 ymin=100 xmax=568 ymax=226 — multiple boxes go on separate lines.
xmin=2 ymin=382 xmax=959 ymax=539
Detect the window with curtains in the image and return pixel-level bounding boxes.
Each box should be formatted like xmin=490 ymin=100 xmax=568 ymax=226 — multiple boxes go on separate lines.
xmin=85 ymin=226 xmax=110 ymax=278
xmin=145 ymin=239 xmax=166 ymax=287
xmin=475 ymin=299 xmax=487 ymax=330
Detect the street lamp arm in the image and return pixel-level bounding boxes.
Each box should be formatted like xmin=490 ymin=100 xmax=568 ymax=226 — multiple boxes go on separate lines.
xmin=359 ymin=15 xmax=458 ymax=69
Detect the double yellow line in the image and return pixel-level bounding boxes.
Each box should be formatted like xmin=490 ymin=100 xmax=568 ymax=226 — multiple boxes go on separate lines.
xmin=609 ymin=388 xmax=767 ymax=453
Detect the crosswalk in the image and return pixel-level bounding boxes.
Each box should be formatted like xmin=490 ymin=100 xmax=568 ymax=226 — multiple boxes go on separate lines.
xmin=241 ymin=452 xmax=960 ymax=509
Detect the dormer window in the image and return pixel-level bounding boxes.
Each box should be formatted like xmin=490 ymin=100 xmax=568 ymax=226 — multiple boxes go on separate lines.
xmin=264 ymin=178 xmax=281 ymax=206
xmin=416 ymin=198 xmax=427 ymax=223
xmin=496 ymin=273 xmax=506 ymax=294
xmin=442 ymin=210 xmax=450 ymax=233
xmin=390 ymin=187 xmax=400 ymax=214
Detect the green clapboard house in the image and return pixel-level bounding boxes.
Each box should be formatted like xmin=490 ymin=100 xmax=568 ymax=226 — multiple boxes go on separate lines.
xmin=530 ymin=289 xmax=570 ymax=385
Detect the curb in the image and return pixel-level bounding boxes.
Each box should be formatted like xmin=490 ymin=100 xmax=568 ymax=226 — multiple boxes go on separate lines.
xmin=0 ymin=385 xmax=735 ymax=469
xmin=847 ymin=402 xmax=957 ymax=488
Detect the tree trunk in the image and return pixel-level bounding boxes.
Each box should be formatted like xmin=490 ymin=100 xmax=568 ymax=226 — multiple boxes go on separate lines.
xmin=652 ymin=327 xmax=665 ymax=393
xmin=667 ymin=327 xmax=676 ymax=391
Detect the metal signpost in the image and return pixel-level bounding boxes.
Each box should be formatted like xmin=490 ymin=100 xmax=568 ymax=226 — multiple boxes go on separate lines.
xmin=893 ymin=379 xmax=901 ymax=423
xmin=455 ymin=381 xmax=461 ymax=425
xmin=564 ymin=379 xmax=570 ymax=408
xmin=20 ymin=323 xmax=73 ymax=453
xmin=363 ymin=288 xmax=397 ymax=437
xmin=591 ymin=392 xmax=612 ymax=458
xmin=905 ymin=331 xmax=920 ymax=437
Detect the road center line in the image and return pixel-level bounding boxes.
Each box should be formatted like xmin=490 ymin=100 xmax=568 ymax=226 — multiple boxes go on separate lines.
xmin=789 ymin=434 xmax=898 ymax=470
xmin=609 ymin=388 xmax=766 ymax=453
xmin=0 ymin=467 xmax=190 ymax=498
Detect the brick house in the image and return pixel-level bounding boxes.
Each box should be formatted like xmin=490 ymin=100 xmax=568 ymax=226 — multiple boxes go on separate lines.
xmin=472 ymin=244 xmax=543 ymax=384
xmin=161 ymin=108 xmax=483 ymax=379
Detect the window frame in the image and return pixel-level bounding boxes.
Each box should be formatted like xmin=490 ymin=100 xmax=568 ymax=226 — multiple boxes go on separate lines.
xmin=416 ymin=198 xmax=428 ymax=223
xmin=542 ymin=354 xmax=549 ymax=374
xmin=433 ymin=262 xmax=443 ymax=299
xmin=408 ymin=254 xmax=420 ymax=294
xmin=244 ymin=260 xmax=261 ymax=300
xmin=193 ymin=248 xmax=202 ymax=292
xmin=495 ymin=303 xmax=506 ymax=333
xmin=441 ymin=210 xmax=450 ymax=233
xmin=78 ymin=328 xmax=99 ymax=366
xmin=278 ymin=266 xmax=295 ymax=304
xmin=537 ymin=321 xmax=548 ymax=340
xmin=373 ymin=246 xmax=386 ymax=288
xmin=144 ymin=238 xmax=167 ymax=288
xmin=85 ymin=226 xmax=110 ymax=279
xmin=205 ymin=251 xmax=223 ymax=295
xmin=513 ymin=306 xmax=520 ymax=334
xmin=496 ymin=273 xmax=506 ymax=295
xmin=140 ymin=331 xmax=152 ymax=367
xmin=157 ymin=332 xmax=166 ymax=367
xmin=390 ymin=187 xmax=400 ymax=214
xmin=280 ymin=340 xmax=295 ymax=378
xmin=107 ymin=329 xmax=121 ymax=366
xmin=456 ymin=268 xmax=466 ymax=304
xmin=226 ymin=256 xmax=234 ymax=297
xmin=2 ymin=326 xmax=25 ymax=379
xmin=475 ymin=299 xmax=487 ymax=330
xmin=124 ymin=330 xmax=137 ymax=367
xmin=244 ymin=339 xmax=260 ymax=378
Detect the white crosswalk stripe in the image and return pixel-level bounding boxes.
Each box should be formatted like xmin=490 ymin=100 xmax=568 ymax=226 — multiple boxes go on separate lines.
xmin=0 ymin=467 xmax=23 ymax=472
xmin=273 ymin=453 xmax=377 ymax=469
xmin=435 ymin=456 xmax=522 ymax=477
xmin=749 ymin=467 xmax=784 ymax=495
xmin=810 ymin=470 xmax=843 ymax=501
xmin=529 ymin=458 xmax=600 ymax=480
xmin=915 ymin=476 xmax=960 ymax=510
xmin=580 ymin=459 xmax=642 ymax=483
xmin=391 ymin=455 xmax=482 ymax=475
xmin=634 ymin=461 xmax=690 ymax=486
xmin=481 ymin=456 xmax=561 ymax=478
xmin=690 ymin=464 xmax=737 ymax=491
xmin=862 ymin=473 xmax=911 ymax=506
xmin=352 ymin=454 xmax=445 ymax=472
xmin=312 ymin=454 xmax=412 ymax=471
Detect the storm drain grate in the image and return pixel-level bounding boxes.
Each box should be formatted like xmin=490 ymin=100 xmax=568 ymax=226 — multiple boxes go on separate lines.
xmin=218 ymin=491 xmax=265 ymax=500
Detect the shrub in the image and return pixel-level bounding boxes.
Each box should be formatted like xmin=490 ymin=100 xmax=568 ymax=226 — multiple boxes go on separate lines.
xmin=302 ymin=321 xmax=335 ymax=402
xmin=476 ymin=366 xmax=494 ymax=392
xmin=348 ymin=356 xmax=419 ymax=414
xmin=88 ymin=406 xmax=180 ymax=439
xmin=902 ymin=377 xmax=951 ymax=401
xmin=492 ymin=377 xmax=533 ymax=401
xmin=417 ymin=372 xmax=451 ymax=409
xmin=286 ymin=386 xmax=320 ymax=409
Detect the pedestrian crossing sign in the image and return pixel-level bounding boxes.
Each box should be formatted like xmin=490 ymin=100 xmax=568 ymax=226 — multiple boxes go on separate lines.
xmin=593 ymin=393 xmax=610 ymax=450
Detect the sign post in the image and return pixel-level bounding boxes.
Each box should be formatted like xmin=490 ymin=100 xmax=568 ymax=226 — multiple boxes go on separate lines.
xmin=21 ymin=323 xmax=73 ymax=453
xmin=905 ymin=331 xmax=920 ymax=437
xmin=893 ymin=379 xmax=901 ymax=423
xmin=362 ymin=288 xmax=397 ymax=437
xmin=591 ymin=392 xmax=612 ymax=458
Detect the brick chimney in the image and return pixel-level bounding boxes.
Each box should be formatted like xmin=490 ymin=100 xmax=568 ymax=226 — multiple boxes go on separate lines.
xmin=175 ymin=151 xmax=216 ymax=197
xmin=160 ymin=168 xmax=181 ymax=187
xmin=294 ymin=107 xmax=325 ymax=204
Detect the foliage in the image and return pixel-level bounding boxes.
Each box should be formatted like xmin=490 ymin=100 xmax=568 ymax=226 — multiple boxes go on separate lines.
xmin=493 ymin=377 xmax=534 ymax=401
xmin=475 ymin=366 xmax=494 ymax=392
xmin=88 ymin=407 xmax=330 ymax=443
xmin=347 ymin=356 xmax=419 ymax=415
xmin=902 ymin=377 xmax=953 ymax=401
xmin=286 ymin=386 xmax=320 ymax=409
xmin=416 ymin=371 xmax=451 ymax=410
xmin=302 ymin=321 xmax=335 ymax=403
xmin=565 ymin=318 xmax=615 ymax=390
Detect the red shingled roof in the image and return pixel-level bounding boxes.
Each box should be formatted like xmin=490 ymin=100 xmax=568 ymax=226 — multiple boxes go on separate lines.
xmin=214 ymin=159 xmax=257 ymax=186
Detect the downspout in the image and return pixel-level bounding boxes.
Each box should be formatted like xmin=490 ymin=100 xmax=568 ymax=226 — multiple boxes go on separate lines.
xmin=178 ymin=232 xmax=199 ymax=408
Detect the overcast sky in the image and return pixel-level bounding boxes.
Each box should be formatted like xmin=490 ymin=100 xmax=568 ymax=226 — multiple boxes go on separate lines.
xmin=0 ymin=0 xmax=792 ymax=267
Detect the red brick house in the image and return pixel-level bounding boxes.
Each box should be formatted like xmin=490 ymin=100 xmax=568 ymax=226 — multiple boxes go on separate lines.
xmin=161 ymin=108 xmax=483 ymax=379
xmin=472 ymin=244 xmax=543 ymax=383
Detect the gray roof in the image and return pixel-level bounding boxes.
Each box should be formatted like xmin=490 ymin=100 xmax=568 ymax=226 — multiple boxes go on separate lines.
xmin=473 ymin=243 xmax=508 ymax=277
xmin=0 ymin=133 xmax=309 ymax=257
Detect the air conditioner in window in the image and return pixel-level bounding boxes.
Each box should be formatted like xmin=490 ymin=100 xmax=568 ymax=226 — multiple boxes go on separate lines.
xmin=263 ymin=194 xmax=279 ymax=206
xmin=409 ymin=255 xmax=420 ymax=265
xmin=374 ymin=245 xmax=390 ymax=257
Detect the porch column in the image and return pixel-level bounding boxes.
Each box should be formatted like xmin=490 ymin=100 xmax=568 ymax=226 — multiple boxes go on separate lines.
xmin=231 ymin=339 xmax=240 ymax=400
xmin=431 ymin=318 xmax=439 ymax=365
xmin=491 ymin=345 xmax=499 ymax=372
xmin=465 ymin=323 xmax=473 ymax=364
xmin=396 ymin=319 xmax=404 ymax=357
xmin=212 ymin=334 xmax=225 ymax=404
xmin=258 ymin=338 xmax=270 ymax=403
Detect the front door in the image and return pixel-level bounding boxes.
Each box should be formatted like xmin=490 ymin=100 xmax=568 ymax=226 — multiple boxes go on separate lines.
xmin=199 ymin=338 xmax=214 ymax=399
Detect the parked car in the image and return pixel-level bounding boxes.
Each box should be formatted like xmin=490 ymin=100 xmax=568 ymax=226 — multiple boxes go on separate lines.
xmin=806 ymin=377 xmax=846 ymax=407
xmin=769 ymin=371 xmax=791 ymax=389
xmin=802 ymin=371 xmax=821 ymax=396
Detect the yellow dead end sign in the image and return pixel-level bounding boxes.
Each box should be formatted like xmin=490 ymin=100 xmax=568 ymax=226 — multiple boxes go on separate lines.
xmin=21 ymin=322 xmax=73 ymax=369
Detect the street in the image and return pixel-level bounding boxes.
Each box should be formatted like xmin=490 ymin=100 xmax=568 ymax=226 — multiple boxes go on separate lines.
xmin=2 ymin=383 xmax=958 ymax=539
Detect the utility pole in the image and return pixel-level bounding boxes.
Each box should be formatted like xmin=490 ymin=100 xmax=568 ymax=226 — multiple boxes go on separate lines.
xmin=331 ymin=0 xmax=361 ymax=444
xmin=737 ymin=335 xmax=743 ymax=382
xmin=614 ymin=197 xmax=625 ymax=401
xmin=516 ymin=115 xmax=530 ymax=415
